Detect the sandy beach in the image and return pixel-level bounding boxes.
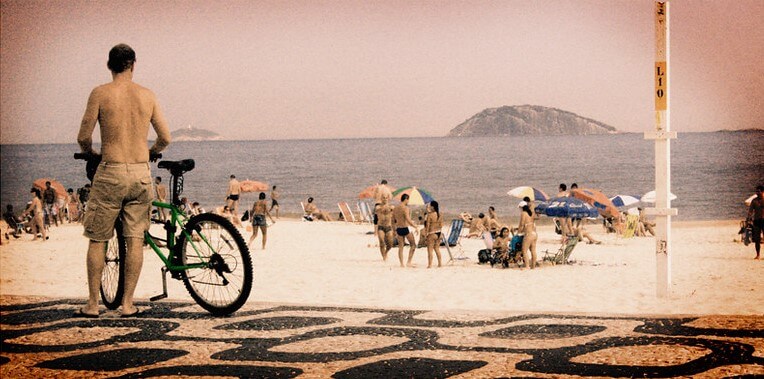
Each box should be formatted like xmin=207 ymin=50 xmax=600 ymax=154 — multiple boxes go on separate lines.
xmin=1 ymin=218 xmax=760 ymax=316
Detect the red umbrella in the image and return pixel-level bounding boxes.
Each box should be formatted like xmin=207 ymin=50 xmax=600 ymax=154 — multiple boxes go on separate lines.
xmin=571 ymin=188 xmax=619 ymax=218
xmin=239 ymin=180 xmax=269 ymax=193
xmin=33 ymin=178 xmax=66 ymax=199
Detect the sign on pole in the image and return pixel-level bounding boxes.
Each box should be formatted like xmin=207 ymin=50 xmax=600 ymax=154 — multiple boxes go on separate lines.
xmin=645 ymin=0 xmax=678 ymax=298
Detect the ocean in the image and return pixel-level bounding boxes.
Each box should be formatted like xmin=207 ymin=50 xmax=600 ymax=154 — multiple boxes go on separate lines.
xmin=1 ymin=132 xmax=762 ymax=221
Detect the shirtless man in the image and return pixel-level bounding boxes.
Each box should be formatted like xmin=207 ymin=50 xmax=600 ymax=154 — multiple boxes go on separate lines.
xmin=373 ymin=180 xmax=392 ymax=231
xmin=747 ymin=185 xmax=764 ymax=259
xmin=375 ymin=196 xmax=394 ymax=261
xmin=226 ymin=175 xmax=241 ymax=220
xmin=269 ymin=185 xmax=280 ymax=219
xmin=76 ymin=44 xmax=170 ymax=318
xmin=392 ymin=194 xmax=418 ymax=267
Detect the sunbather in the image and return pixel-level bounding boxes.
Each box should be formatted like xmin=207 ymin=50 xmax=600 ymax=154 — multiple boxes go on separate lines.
xmin=22 ymin=188 xmax=47 ymax=241
xmin=305 ymin=197 xmax=334 ymax=221
xmin=375 ymin=197 xmax=394 ymax=261
xmin=492 ymin=226 xmax=511 ymax=264
xmin=517 ymin=201 xmax=537 ymax=269
xmin=425 ymin=201 xmax=443 ymax=268
xmin=393 ymin=194 xmax=418 ymax=268
xmin=575 ymin=217 xmax=602 ymax=244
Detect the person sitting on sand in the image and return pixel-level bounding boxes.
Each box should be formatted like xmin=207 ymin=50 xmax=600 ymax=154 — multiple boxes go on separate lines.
xmin=393 ymin=193 xmax=418 ymax=267
xmin=190 ymin=201 xmax=205 ymax=216
xmin=638 ymin=207 xmax=655 ymax=237
xmin=575 ymin=217 xmax=602 ymax=244
xmin=466 ymin=212 xmax=487 ymax=238
xmin=249 ymin=192 xmax=275 ymax=250
xmin=425 ymin=201 xmax=444 ymax=268
xmin=492 ymin=226 xmax=511 ymax=264
xmin=517 ymin=201 xmax=538 ymax=269
xmin=304 ymin=197 xmax=334 ymax=221
xmin=375 ymin=197 xmax=394 ymax=261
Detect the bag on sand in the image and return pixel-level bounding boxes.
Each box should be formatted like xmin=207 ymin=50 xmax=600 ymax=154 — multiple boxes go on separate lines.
xmin=477 ymin=249 xmax=491 ymax=264
xmin=241 ymin=210 xmax=250 ymax=222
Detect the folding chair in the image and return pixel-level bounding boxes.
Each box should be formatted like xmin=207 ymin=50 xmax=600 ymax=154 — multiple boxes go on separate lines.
xmin=543 ymin=236 xmax=579 ymax=265
xmin=300 ymin=202 xmax=313 ymax=221
xmin=621 ymin=214 xmax=639 ymax=239
xmin=441 ymin=219 xmax=468 ymax=263
xmin=337 ymin=201 xmax=356 ymax=223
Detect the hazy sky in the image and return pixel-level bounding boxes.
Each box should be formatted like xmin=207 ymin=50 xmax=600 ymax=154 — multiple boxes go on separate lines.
xmin=1 ymin=0 xmax=762 ymax=144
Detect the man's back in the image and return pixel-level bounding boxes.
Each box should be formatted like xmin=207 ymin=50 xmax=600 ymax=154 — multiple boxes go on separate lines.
xmin=90 ymin=80 xmax=162 ymax=163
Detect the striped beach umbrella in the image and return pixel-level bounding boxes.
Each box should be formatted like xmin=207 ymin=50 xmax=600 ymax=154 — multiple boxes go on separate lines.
xmin=641 ymin=190 xmax=677 ymax=203
xmin=571 ymin=188 xmax=619 ymax=218
xmin=507 ymin=186 xmax=550 ymax=202
xmin=610 ymin=194 xmax=641 ymax=208
xmin=392 ymin=186 xmax=434 ymax=206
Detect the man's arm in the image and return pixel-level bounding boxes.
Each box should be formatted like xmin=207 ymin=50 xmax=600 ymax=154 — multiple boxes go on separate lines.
xmin=77 ymin=89 xmax=100 ymax=154
xmin=149 ymin=101 xmax=171 ymax=155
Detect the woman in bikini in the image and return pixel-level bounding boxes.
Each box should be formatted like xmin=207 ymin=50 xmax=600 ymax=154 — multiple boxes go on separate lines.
xmin=492 ymin=226 xmax=511 ymax=265
xmin=517 ymin=201 xmax=538 ymax=269
xmin=425 ymin=201 xmax=444 ymax=268
xmin=22 ymin=188 xmax=47 ymax=241
xmin=375 ymin=197 xmax=394 ymax=261
xmin=249 ymin=192 xmax=275 ymax=250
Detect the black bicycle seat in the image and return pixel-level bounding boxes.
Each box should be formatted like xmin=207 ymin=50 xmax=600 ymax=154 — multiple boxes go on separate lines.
xmin=158 ymin=159 xmax=195 ymax=175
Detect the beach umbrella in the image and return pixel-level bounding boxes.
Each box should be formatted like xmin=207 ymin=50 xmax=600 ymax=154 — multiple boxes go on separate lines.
xmin=507 ymin=186 xmax=550 ymax=202
xmin=239 ymin=180 xmax=269 ymax=193
xmin=610 ymin=194 xmax=641 ymax=208
xmin=358 ymin=184 xmax=395 ymax=200
xmin=744 ymin=194 xmax=757 ymax=206
xmin=33 ymin=178 xmax=66 ymax=199
xmin=641 ymin=190 xmax=677 ymax=203
xmin=535 ymin=197 xmax=599 ymax=219
xmin=571 ymin=188 xmax=619 ymax=218
xmin=392 ymin=186 xmax=434 ymax=206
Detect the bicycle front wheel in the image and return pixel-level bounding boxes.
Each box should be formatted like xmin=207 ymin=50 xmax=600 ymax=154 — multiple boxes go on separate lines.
xmin=176 ymin=213 xmax=253 ymax=316
xmin=100 ymin=219 xmax=126 ymax=310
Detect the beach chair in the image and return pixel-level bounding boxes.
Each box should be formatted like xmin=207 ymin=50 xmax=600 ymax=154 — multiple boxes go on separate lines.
xmin=543 ymin=236 xmax=579 ymax=265
xmin=441 ymin=219 xmax=467 ymax=263
xmin=621 ymin=214 xmax=639 ymax=239
xmin=337 ymin=201 xmax=356 ymax=223
xmin=356 ymin=200 xmax=374 ymax=224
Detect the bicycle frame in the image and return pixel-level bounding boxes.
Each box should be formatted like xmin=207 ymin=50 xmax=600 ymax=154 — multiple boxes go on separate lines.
xmin=144 ymin=200 xmax=209 ymax=272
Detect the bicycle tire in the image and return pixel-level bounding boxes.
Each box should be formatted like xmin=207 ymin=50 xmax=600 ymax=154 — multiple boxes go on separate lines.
xmin=176 ymin=213 xmax=253 ymax=316
xmin=100 ymin=219 xmax=126 ymax=310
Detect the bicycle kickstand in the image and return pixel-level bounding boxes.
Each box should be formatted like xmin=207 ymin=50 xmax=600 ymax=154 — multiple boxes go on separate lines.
xmin=149 ymin=266 xmax=169 ymax=302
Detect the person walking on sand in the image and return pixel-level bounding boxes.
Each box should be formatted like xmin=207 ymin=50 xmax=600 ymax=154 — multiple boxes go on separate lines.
xmin=226 ymin=175 xmax=241 ymax=220
xmin=42 ymin=181 xmax=58 ymax=227
xmin=747 ymin=185 xmax=764 ymax=259
xmin=154 ymin=176 xmax=168 ymax=221
xmin=393 ymin=193 xmax=418 ymax=267
xmin=249 ymin=192 xmax=275 ymax=250
xmin=269 ymin=185 xmax=280 ymax=219
xmin=22 ymin=188 xmax=47 ymax=241
xmin=375 ymin=196 xmax=394 ymax=261
xmin=517 ymin=201 xmax=538 ymax=269
xmin=425 ymin=200 xmax=444 ymax=268
xmin=76 ymin=43 xmax=171 ymax=318
xmin=373 ymin=179 xmax=393 ymax=232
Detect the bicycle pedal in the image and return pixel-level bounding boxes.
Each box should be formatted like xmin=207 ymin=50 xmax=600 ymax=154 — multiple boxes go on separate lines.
xmin=149 ymin=293 xmax=168 ymax=302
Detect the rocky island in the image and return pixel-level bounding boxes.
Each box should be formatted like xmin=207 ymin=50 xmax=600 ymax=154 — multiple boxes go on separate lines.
xmin=171 ymin=125 xmax=223 ymax=142
xmin=448 ymin=105 xmax=617 ymax=137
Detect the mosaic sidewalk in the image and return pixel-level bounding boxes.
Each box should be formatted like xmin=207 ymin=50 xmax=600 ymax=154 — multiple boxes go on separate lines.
xmin=1 ymin=298 xmax=763 ymax=378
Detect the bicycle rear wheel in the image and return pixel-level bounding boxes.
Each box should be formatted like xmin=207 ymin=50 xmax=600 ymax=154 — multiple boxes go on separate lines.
xmin=100 ymin=219 xmax=126 ymax=310
xmin=176 ymin=213 xmax=252 ymax=316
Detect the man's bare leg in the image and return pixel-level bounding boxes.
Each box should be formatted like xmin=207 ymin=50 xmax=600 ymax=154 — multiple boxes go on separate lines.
xmin=377 ymin=231 xmax=387 ymax=260
xmin=406 ymin=234 xmax=416 ymax=267
xmin=261 ymin=227 xmax=267 ymax=250
xmin=84 ymin=240 xmax=107 ymax=315
xmin=397 ymin=237 xmax=405 ymax=267
xmin=121 ymin=237 xmax=144 ymax=315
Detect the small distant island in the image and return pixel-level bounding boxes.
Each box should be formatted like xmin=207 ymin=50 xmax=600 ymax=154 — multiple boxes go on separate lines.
xmin=171 ymin=125 xmax=223 ymax=142
xmin=448 ymin=105 xmax=617 ymax=137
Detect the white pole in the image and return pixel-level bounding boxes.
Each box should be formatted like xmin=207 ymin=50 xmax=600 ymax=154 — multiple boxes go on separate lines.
xmin=645 ymin=1 xmax=677 ymax=298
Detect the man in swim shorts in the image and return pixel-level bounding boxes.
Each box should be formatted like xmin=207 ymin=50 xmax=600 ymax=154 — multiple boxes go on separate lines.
xmin=269 ymin=185 xmax=280 ymax=219
xmin=392 ymin=193 xmax=418 ymax=267
xmin=226 ymin=175 xmax=241 ymax=220
xmin=747 ymin=185 xmax=764 ymax=259
xmin=77 ymin=44 xmax=171 ymax=318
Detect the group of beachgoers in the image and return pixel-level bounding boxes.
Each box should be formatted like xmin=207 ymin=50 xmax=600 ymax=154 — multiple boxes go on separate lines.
xmin=1 ymin=181 xmax=91 ymax=243
xmin=218 ymin=174 xmax=280 ymax=250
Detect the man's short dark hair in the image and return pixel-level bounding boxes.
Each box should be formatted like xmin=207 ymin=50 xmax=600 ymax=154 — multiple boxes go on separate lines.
xmin=381 ymin=179 xmax=388 ymax=185
xmin=401 ymin=194 xmax=409 ymax=202
xmin=559 ymin=183 xmax=567 ymax=191
xmin=155 ymin=176 xmax=161 ymax=182
xmin=107 ymin=44 xmax=136 ymax=73
xmin=259 ymin=192 xmax=266 ymax=200
xmin=757 ymin=185 xmax=764 ymax=192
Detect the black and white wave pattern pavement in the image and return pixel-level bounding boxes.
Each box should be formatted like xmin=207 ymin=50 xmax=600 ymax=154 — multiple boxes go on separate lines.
xmin=1 ymin=299 xmax=763 ymax=378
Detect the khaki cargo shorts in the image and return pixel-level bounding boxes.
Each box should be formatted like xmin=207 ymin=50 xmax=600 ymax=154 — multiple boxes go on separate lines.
xmin=82 ymin=162 xmax=153 ymax=241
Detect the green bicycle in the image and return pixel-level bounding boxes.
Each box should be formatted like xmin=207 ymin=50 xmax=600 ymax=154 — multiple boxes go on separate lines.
xmin=75 ymin=153 xmax=253 ymax=316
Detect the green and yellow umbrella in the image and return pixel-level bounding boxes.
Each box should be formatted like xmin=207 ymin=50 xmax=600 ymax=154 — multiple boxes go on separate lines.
xmin=392 ymin=186 xmax=434 ymax=206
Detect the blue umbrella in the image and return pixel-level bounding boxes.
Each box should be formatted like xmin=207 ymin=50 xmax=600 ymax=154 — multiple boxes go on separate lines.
xmin=535 ymin=197 xmax=599 ymax=219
